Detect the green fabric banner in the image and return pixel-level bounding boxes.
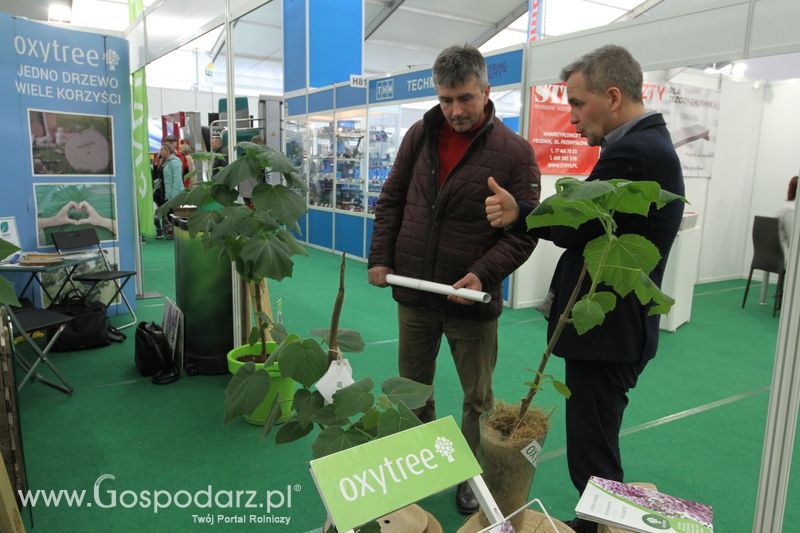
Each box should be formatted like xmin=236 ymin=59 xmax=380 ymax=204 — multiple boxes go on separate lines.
xmin=129 ymin=0 xmax=155 ymax=238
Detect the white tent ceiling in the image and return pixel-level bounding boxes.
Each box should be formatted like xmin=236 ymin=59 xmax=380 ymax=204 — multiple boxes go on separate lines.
xmin=2 ymin=0 xmax=799 ymax=96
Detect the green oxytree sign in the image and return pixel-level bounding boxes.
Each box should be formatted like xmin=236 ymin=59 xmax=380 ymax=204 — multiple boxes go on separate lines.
xmin=310 ymin=416 xmax=481 ymax=531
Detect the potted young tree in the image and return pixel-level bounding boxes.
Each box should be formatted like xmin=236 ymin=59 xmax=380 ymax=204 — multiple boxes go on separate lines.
xmin=471 ymin=178 xmax=685 ymax=530
xmin=161 ymin=142 xmax=308 ymax=423
xmin=225 ymin=254 xmax=438 ymax=532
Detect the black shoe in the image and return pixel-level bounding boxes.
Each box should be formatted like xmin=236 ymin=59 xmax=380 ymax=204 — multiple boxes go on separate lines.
xmin=563 ymin=518 xmax=596 ymax=533
xmin=455 ymin=482 xmax=479 ymax=515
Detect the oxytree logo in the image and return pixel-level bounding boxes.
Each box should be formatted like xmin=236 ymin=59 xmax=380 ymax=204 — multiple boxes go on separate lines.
xmin=435 ymin=437 xmax=455 ymax=463
xmin=104 ymin=49 xmax=120 ymax=71
xmin=336 ymin=436 xmax=459 ymax=502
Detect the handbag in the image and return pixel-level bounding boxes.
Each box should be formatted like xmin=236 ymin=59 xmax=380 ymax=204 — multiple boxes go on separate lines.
xmin=49 ymin=292 xmax=123 ymax=351
xmin=135 ymin=321 xmax=179 ymax=384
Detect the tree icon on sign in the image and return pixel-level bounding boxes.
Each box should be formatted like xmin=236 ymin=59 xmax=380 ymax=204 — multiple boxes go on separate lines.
xmin=435 ymin=437 xmax=455 ymax=463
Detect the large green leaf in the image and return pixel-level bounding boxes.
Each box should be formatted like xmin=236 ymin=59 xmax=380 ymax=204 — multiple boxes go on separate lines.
xmin=312 ymin=426 xmax=371 ymax=458
xmin=224 ymin=363 xmax=272 ymax=424
xmin=293 ymin=388 xmax=325 ymax=428
xmin=209 ymin=183 xmax=240 ymax=206
xmin=312 ymin=404 xmax=350 ymax=426
xmin=182 ymin=183 xmax=215 ymax=208
xmin=635 ymin=271 xmax=676 ymax=315
xmin=0 ymin=237 xmax=21 ymax=308
xmin=556 ymin=178 xmax=615 ymax=201
xmin=527 ymin=195 xmax=606 ymax=230
xmin=361 ymin=407 xmax=381 ymax=430
xmin=187 ymin=211 xmax=219 ymax=237
xmin=381 ymin=377 xmax=434 ymax=410
xmin=552 ymin=380 xmax=571 ymax=399
xmin=239 ymin=233 xmax=294 ymax=281
xmin=333 ymin=378 xmax=375 ymax=419
xmin=270 ymin=323 xmax=289 ymax=344
xmin=158 ymin=189 xmax=189 ymax=216
xmin=309 ymin=328 xmax=365 ymax=353
xmin=248 ymin=144 xmax=298 ymax=175
xmin=609 ymin=181 xmax=661 ymax=216
xmin=376 ymin=402 xmax=422 ymax=438
xmin=276 ymin=419 xmax=313 ymax=444
xmin=0 ymin=238 xmax=20 ymax=260
xmin=571 ymin=295 xmax=606 ymax=335
xmin=584 ymin=234 xmax=661 ymax=297
xmin=261 ymin=399 xmax=282 ymax=438
xmin=251 ymin=184 xmax=307 ymax=226
xmin=215 ymin=156 xmax=262 ymax=189
xmin=276 ymin=229 xmax=309 ymax=257
xmin=659 ymin=188 xmax=688 ymax=209
xmin=0 ymin=277 xmax=20 ymax=307
xmin=283 ymin=171 xmax=307 ymax=192
xmin=274 ymin=337 xmax=327 ymax=387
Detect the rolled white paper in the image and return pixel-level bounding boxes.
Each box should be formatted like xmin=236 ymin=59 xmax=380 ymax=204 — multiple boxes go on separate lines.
xmin=385 ymin=274 xmax=491 ymax=304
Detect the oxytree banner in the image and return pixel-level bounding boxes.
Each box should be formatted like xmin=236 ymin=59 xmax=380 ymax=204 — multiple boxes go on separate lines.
xmin=129 ymin=0 xmax=155 ymax=238
xmin=0 ymin=14 xmax=135 ymax=311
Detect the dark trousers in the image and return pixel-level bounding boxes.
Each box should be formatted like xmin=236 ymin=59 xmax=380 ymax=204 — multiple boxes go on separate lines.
xmin=565 ymin=358 xmax=648 ymax=533
xmin=397 ymin=303 xmax=497 ymax=454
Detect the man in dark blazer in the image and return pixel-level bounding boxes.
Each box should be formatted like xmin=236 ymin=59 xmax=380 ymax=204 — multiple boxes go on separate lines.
xmin=485 ymin=44 xmax=684 ymax=533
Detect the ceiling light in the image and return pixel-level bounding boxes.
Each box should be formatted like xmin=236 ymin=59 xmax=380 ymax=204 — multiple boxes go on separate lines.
xmin=730 ymin=62 xmax=747 ymax=78
xmin=48 ymin=3 xmax=72 ymax=23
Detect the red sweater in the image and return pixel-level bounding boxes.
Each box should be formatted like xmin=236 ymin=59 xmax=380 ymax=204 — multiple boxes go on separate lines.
xmin=437 ymin=111 xmax=489 ymax=187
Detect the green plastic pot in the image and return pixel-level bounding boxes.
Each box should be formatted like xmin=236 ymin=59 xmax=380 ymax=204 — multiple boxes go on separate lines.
xmin=227 ymin=342 xmax=295 ymax=425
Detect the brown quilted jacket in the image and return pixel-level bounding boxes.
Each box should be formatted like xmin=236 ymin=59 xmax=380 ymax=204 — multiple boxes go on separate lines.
xmin=368 ymin=100 xmax=540 ymax=320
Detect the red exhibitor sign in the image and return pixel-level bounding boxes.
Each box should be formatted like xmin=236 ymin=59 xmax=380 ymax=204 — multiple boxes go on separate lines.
xmin=528 ymin=83 xmax=599 ymax=175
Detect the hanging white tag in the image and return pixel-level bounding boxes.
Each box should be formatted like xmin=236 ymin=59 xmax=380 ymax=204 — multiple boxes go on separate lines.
xmin=520 ymin=438 xmax=543 ymax=468
xmin=315 ymin=359 xmax=355 ymax=405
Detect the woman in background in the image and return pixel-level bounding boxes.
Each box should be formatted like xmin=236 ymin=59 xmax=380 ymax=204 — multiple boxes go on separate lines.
xmin=776 ymin=175 xmax=798 ymax=259
xmin=160 ymin=143 xmax=183 ymax=239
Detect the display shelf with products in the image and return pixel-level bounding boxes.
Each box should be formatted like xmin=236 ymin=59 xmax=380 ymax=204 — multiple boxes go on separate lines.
xmin=285 ymin=118 xmax=308 ymax=239
xmin=334 ymin=111 xmax=366 ymax=214
xmin=308 ymin=115 xmax=334 ymax=209
xmin=367 ymin=106 xmax=400 ymax=215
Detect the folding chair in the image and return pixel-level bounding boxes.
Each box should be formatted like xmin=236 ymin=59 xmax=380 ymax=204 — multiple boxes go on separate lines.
xmin=742 ymin=216 xmax=785 ymax=317
xmin=4 ymin=304 xmax=74 ymax=394
xmin=51 ymin=228 xmax=137 ymax=329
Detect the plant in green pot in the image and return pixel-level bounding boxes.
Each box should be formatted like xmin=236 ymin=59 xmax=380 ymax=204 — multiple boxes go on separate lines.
xmin=226 ymin=254 xmax=437 ymax=533
xmin=160 ymin=142 xmax=308 ymax=423
xmin=473 ymin=178 xmax=686 ymax=530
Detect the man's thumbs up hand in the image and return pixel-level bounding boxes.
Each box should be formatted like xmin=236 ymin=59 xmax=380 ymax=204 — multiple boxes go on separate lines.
xmin=485 ymin=176 xmax=520 ymax=228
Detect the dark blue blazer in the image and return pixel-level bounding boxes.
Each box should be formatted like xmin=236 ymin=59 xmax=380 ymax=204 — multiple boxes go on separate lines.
xmin=534 ymin=113 xmax=685 ymax=362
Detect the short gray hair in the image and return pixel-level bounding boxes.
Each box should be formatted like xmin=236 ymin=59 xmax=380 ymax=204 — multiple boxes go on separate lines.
xmin=560 ymin=45 xmax=643 ymax=103
xmin=433 ymin=45 xmax=488 ymax=89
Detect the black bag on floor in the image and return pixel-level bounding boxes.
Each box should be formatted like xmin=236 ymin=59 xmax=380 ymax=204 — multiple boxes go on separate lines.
xmin=49 ymin=293 xmax=124 ymax=351
xmin=135 ymin=321 xmax=179 ymax=384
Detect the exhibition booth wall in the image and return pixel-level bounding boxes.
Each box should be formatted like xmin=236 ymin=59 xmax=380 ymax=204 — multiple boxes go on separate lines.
xmin=0 ymin=14 xmax=137 ymax=314
xmin=515 ymin=0 xmax=800 ymax=309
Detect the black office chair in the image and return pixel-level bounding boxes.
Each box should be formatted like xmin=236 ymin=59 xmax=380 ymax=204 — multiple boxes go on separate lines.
xmin=742 ymin=216 xmax=785 ymax=317
xmin=3 ymin=304 xmax=74 ymax=394
xmin=51 ymin=228 xmax=137 ymax=329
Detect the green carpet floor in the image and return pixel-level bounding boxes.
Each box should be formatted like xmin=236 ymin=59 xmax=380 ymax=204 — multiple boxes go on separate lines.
xmin=13 ymin=239 xmax=799 ymax=532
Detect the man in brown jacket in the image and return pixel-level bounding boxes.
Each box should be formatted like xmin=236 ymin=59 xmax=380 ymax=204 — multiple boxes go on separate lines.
xmin=368 ymin=45 xmax=540 ymax=515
